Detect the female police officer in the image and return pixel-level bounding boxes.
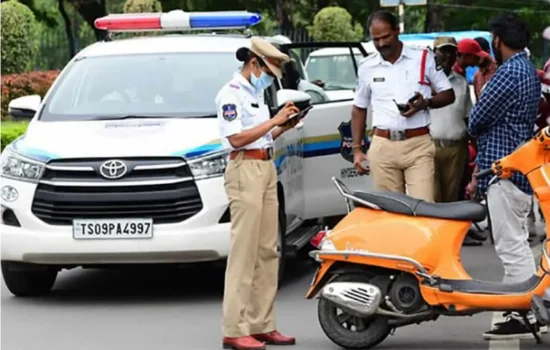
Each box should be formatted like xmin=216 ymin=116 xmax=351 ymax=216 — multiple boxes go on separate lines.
xmin=217 ymin=37 xmax=301 ymax=350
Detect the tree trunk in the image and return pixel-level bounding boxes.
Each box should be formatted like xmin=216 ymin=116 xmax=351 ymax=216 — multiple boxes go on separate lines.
xmin=58 ymin=0 xmax=75 ymax=58
xmin=425 ymin=0 xmax=444 ymax=33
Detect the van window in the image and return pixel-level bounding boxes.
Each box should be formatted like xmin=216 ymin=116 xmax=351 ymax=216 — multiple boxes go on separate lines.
xmin=305 ymin=54 xmax=362 ymax=91
xmin=41 ymin=52 xmax=241 ymax=121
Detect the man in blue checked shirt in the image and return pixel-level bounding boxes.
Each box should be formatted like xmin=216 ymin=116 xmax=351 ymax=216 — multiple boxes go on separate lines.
xmin=468 ymin=12 xmax=542 ymax=340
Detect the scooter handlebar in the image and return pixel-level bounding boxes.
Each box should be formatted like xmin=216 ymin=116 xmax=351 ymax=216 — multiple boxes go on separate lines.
xmin=475 ymin=168 xmax=494 ymax=179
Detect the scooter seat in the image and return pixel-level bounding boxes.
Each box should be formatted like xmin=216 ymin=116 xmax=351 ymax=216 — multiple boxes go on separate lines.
xmin=351 ymin=190 xmax=487 ymax=222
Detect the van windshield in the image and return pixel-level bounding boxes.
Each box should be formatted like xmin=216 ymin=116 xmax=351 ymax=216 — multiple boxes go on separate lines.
xmin=305 ymin=54 xmax=363 ymax=91
xmin=40 ymin=52 xmax=242 ymax=121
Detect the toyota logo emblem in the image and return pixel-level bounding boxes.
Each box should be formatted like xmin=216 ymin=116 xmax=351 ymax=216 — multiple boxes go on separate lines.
xmin=99 ymin=160 xmax=128 ymax=179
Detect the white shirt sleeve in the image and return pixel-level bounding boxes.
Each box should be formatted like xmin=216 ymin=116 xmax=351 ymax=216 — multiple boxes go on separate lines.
xmin=425 ymin=51 xmax=453 ymax=93
xmin=353 ymin=65 xmax=371 ymax=109
xmin=217 ymin=90 xmax=244 ymax=138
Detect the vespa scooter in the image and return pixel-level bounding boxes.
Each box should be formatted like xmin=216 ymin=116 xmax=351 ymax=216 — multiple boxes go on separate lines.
xmin=305 ymin=126 xmax=550 ymax=349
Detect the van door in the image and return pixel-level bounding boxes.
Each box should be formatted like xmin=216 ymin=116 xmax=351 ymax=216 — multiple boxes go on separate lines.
xmin=280 ymin=42 xmax=373 ymax=220
xmin=266 ymin=82 xmax=305 ymax=232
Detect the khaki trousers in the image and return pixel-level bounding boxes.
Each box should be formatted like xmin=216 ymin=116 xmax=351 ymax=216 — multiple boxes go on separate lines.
xmin=433 ymin=138 xmax=468 ymax=203
xmin=222 ymin=151 xmax=279 ymax=338
xmin=368 ymin=133 xmax=436 ymax=202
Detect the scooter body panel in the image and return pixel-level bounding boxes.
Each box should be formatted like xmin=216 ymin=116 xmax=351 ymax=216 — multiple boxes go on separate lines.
xmin=320 ymin=207 xmax=472 ymax=276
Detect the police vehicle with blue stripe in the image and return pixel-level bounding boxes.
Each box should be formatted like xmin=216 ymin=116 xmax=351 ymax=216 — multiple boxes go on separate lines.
xmin=0 ymin=10 xmax=372 ymax=296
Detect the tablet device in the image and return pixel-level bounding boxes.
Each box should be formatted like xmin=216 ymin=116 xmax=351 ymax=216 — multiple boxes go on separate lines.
xmin=287 ymin=105 xmax=313 ymax=121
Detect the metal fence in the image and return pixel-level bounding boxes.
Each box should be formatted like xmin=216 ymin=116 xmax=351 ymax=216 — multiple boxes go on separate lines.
xmin=34 ymin=28 xmax=313 ymax=71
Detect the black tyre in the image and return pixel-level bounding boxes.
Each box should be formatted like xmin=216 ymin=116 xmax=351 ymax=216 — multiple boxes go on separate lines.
xmin=277 ymin=205 xmax=287 ymax=287
xmin=318 ymin=273 xmax=391 ymax=349
xmin=1 ymin=261 xmax=58 ymax=297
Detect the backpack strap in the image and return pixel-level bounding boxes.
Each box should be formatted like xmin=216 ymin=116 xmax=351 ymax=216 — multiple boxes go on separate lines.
xmin=419 ymin=48 xmax=431 ymax=86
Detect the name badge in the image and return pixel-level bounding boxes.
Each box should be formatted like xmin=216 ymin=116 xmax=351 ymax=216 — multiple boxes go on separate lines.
xmin=373 ymin=77 xmax=385 ymax=82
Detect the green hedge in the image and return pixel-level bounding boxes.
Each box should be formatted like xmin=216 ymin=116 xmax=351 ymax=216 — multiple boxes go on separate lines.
xmin=1 ymin=1 xmax=39 ymax=74
xmin=1 ymin=121 xmax=28 ymax=152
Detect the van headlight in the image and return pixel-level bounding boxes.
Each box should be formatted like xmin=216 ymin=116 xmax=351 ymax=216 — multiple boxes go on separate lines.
xmin=1 ymin=149 xmax=45 ymax=183
xmin=187 ymin=150 xmax=229 ymax=180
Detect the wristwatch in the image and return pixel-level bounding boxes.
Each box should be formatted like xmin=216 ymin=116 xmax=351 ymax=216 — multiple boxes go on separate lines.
xmin=425 ymin=98 xmax=433 ymax=110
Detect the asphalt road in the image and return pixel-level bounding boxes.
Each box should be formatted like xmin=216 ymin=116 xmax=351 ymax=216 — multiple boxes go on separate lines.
xmin=2 ymin=232 xmax=549 ymax=350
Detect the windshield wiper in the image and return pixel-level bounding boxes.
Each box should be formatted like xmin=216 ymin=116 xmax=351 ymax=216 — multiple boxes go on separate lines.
xmin=93 ymin=114 xmax=217 ymax=120
xmin=93 ymin=115 xmax=174 ymax=120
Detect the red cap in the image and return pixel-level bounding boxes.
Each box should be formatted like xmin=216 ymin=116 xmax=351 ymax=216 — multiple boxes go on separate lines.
xmin=457 ymin=38 xmax=490 ymax=59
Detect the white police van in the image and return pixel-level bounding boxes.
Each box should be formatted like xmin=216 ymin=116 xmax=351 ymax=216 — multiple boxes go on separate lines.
xmin=0 ymin=10 xmax=373 ymax=296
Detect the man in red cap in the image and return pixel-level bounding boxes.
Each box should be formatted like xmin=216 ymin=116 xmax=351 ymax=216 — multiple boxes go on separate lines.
xmin=453 ymin=38 xmax=490 ymax=77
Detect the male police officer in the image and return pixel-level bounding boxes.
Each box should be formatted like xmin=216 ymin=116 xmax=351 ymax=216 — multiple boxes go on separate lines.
xmin=352 ymin=11 xmax=455 ymax=202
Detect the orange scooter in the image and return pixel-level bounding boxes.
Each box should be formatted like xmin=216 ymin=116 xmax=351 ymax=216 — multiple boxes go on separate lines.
xmin=306 ymin=126 xmax=550 ymax=349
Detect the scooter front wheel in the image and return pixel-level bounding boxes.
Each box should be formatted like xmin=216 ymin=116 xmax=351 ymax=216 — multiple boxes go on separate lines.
xmin=317 ymin=273 xmax=391 ymax=349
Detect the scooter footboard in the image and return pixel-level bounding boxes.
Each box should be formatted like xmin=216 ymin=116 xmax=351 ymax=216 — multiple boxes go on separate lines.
xmin=531 ymin=287 xmax=550 ymax=325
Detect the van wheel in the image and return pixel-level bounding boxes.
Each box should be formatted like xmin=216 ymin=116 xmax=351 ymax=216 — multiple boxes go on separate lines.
xmin=1 ymin=261 xmax=58 ymax=297
xmin=277 ymin=205 xmax=287 ymax=287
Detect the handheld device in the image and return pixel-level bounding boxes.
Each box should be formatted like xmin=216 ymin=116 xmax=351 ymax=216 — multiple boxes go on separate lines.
xmin=394 ymin=93 xmax=423 ymax=114
xmin=287 ymin=105 xmax=313 ymax=121
xmin=393 ymin=99 xmax=409 ymax=113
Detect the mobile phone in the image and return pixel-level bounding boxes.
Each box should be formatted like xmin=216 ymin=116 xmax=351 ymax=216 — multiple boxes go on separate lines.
xmin=288 ymin=105 xmax=313 ymax=121
xmin=393 ymin=99 xmax=409 ymax=113
xmin=408 ymin=93 xmax=422 ymax=104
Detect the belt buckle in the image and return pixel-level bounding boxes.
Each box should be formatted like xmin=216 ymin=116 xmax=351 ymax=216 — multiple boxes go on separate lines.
xmin=266 ymin=148 xmax=273 ymax=160
xmin=389 ymin=130 xmax=406 ymax=141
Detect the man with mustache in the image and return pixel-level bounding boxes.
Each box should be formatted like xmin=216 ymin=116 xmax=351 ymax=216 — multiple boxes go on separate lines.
xmin=468 ymin=12 xmax=542 ymax=340
xmin=351 ymin=10 xmax=455 ymax=202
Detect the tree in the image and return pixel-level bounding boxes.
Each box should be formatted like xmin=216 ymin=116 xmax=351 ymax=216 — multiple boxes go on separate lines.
xmin=308 ymin=6 xmax=364 ymax=42
xmin=123 ymin=0 xmax=162 ymax=13
xmin=1 ymin=0 xmax=39 ymax=74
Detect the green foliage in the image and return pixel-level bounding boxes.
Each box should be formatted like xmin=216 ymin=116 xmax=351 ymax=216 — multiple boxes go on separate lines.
xmin=1 ymin=122 xmax=28 ymax=152
xmin=1 ymin=0 xmax=39 ymax=74
xmin=1 ymin=70 xmax=60 ymax=120
xmin=308 ymin=6 xmax=364 ymax=42
xmin=123 ymin=0 xmax=162 ymax=13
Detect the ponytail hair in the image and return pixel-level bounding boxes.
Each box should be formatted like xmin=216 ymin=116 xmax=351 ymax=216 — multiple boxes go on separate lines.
xmin=236 ymin=47 xmax=267 ymax=68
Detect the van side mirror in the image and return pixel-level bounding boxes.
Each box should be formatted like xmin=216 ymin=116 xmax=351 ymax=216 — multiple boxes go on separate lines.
xmin=276 ymin=89 xmax=311 ymax=111
xmin=8 ymin=95 xmax=41 ymax=120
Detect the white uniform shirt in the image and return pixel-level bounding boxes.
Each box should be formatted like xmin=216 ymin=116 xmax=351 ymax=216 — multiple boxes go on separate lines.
xmin=215 ymin=72 xmax=274 ymax=151
xmin=429 ymin=71 xmax=473 ymax=140
xmin=353 ymin=45 xmax=453 ymax=130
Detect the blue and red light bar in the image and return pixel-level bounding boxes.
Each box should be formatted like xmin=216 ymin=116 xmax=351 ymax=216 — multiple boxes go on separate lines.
xmin=94 ymin=10 xmax=262 ymax=32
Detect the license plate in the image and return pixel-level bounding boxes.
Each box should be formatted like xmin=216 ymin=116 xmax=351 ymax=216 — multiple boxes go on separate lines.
xmin=72 ymin=218 xmax=153 ymax=239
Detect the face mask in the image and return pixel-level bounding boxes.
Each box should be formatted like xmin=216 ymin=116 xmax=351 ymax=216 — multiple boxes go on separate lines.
xmin=251 ymin=62 xmax=274 ymax=91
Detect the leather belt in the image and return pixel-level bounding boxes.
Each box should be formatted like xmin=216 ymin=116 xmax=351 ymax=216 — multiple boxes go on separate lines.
xmin=374 ymin=126 xmax=430 ymax=141
xmin=230 ymin=148 xmax=273 ymax=161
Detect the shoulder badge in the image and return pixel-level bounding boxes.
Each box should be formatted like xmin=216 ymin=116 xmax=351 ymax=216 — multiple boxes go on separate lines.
xmin=229 ymin=83 xmax=240 ymax=90
xmin=222 ymin=104 xmax=238 ymax=121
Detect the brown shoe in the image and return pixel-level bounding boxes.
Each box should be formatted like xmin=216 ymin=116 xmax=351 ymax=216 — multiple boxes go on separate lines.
xmin=252 ymin=331 xmax=296 ymax=345
xmin=222 ymin=336 xmax=266 ymax=350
